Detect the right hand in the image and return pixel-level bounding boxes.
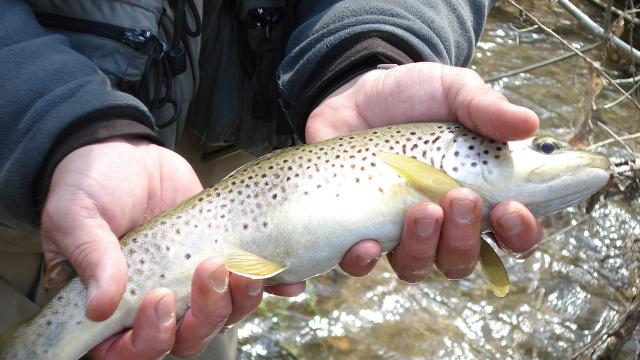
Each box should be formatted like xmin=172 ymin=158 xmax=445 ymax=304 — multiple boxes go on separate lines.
xmin=41 ymin=137 xmax=303 ymax=359
xmin=307 ymin=63 xmax=542 ymax=282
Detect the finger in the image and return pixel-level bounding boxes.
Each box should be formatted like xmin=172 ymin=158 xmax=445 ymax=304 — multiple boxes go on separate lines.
xmin=435 ymin=188 xmax=483 ymax=279
xmin=444 ymin=67 xmax=539 ymax=141
xmin=224 ymin=274 xmax=264 ymax=327
xmin=41 ymin=213 xmax=127 ymax=322
xmin=172 ymin=257 xmax=231 ymax=358
xmin=90 ymin=288 xmax=176 ymax=360
xmin=388 ymin=201 xmax=443 ymax=283
xmin=339 ymin=239 xmax=381 ymax=277
xmin=489 ymin=201 xmax=541 ymax=256
xmin=266 ymin=281 xmax=306 ymax=297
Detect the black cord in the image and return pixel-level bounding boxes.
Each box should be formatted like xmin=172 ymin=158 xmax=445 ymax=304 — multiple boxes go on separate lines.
xmin=137 ymin=0 xmax=201 ymax=130
xmin=183 ymin=0 xmax=202 ymax=37
xmin=171 ymin=0 xmax=186 ymax=51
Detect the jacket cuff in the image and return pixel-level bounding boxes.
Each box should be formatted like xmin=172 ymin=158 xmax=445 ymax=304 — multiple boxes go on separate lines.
xmin=282 ymin=36 xmax=414 ymax=142
xmin=34 ymin=108 xmax=162 ymax=210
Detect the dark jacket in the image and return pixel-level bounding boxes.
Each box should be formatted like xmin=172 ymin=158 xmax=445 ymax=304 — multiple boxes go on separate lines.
xmin=0 ymin=0 xmax=492 ymax=233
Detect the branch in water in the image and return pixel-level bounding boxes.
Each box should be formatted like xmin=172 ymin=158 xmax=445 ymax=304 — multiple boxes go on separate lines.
xmin=594 ymin=298 xmax=640 ymax=359
xmin=583 ymin=0 xmax=640 ymax=26
xmin=613 ymin=74 xmax=640 ymax=85
xmin=505 ymin=0 xmax=640 ymax=111
xmin=484 ymin=42 xmax=601 ymax=82
xmin=588 ymin=131 xmax=640 ymax=149
xmin=557 ymin=0 xmax=640 ymax=63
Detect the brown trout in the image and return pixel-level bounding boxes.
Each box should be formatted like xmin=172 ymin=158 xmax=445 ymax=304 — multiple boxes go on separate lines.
xmin=0 ymin=123 xmax=610 ymax=359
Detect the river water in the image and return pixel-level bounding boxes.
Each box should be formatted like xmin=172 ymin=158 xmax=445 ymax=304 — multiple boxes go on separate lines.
xmin=237 ymin=1 xmax=640 ymax=358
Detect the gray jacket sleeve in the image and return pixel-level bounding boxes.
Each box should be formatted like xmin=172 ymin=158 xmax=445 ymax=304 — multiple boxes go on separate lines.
xmin=0 ymin=0 xmax=156 ymax=233
xmin=277 ymin=0 xmax=492 ymax=140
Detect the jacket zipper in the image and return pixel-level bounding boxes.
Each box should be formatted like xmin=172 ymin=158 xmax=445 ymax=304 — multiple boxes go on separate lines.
xmin=34 ymin=11 xmax=162 ymax=55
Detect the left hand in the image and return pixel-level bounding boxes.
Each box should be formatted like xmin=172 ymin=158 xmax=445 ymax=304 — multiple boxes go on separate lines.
xmin=42 ymin=138 xmax=305 ymax=359
xmin=306 ymin=62 xmax=542 ymax=282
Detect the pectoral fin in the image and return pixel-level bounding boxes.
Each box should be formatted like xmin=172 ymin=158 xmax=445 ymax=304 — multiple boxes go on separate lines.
xmin=224 ymin=247 xmax=287 ymax=279
xmin=379 ymin=152 xmax=459 ymax=203
xmin=380 ymin=152 xmax=510 ymax=297
xmin=479 ymin=233 xmax=510 ymax=297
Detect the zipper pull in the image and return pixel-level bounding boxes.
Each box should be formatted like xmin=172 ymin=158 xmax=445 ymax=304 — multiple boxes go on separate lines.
xmin=122 ymin=29 xmax=163 ymax=55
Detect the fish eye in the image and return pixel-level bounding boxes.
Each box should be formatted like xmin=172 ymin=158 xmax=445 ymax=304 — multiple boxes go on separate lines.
xmin=533 ymin=136 xmax=564 ymax=155
xmin=539 ymin=141 xmax=557 ymax=154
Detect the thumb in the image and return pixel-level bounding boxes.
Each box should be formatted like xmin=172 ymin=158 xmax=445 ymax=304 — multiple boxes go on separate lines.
xmin=351 ymin=63 xmax=539 ymax=141
xmin=42 ymin=213 xmax=128 ymax=322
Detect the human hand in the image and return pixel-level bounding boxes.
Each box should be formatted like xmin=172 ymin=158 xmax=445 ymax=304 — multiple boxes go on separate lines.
xmin=306 ymin=62 xmax=542 ymax=281
xmin=41 ymin=137 xmax=302 ymax=359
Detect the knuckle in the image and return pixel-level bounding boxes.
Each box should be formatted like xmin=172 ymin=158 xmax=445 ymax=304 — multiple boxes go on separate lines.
xmin=193 ymin=305 xmax=231 ymax=330
xmin=174 ymin=343 xmax=208 ymax=359
xmin=444 ymin=237 xmax=478 ymax=253
xmin=397 ymin=267 xmax=432 ymax=283
xmin=208 ymin=311 xmax=231 ymax=329
xmin=69 ymin=240 xmax=100 ymax=272
xmin=132 ymin=339 xmax=173 ymax=360
xmin=397 ymin=251 xmax=435 ymax=266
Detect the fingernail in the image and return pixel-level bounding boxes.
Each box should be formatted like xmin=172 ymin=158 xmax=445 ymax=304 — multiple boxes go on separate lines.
xmin=514 ymin=243 xmax=539 ymax=259
xmin=155 ymin=293 xmax=175 ymax=325
xmin=415 ymin=217 xmax=436 ymax=237
xmin=220 ymin=324 xmax=234 ymax=334
xmin=247 ymin=281 xmax=263 ymax=297
xmin=358 ymin=255 xmax=378 ymax=267
xmin=497 ymin=212 xmax=523 ymax=236
xmin=86 ymin=279 xmax=97 ymax=305
xmin=451 ymin=199 xmax=476 ymax=224
xmin=209 ymin=265 xmax=228 ymax=294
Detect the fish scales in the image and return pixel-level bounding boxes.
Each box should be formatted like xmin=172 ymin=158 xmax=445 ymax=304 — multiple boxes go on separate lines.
xmin=0 ymin=123 xmax=611 ymax=359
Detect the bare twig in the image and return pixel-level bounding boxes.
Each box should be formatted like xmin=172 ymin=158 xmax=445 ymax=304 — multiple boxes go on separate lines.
xmin=570 ymin=63 xmax=604 ymax=145
xmin=571 ymin=317 xmax=617 ymax=359
xmin=538 ymin=217 xmax=588 ymax=247
xmin=583 ymin=0 xmax=640 ymax=25
xmin=557 ymin=0 xmax=640 ymax=63
xmin=588 ymin=131 xmax=640 ymax=149
xmin=594 ymin=298 xmax=640 ymax=359
xmin=596 ymin=121 xmax=636 ymax=157
xmin=509 ymin=23 xmax=539 ymax=44
xmin=485 ymin=42 xmax=602 ymax=82
xmin=604 ymin=81 xmax=640 ymax=108
xmin=505 ymin=0 xmax=640 ymax=111
xmin=612 ymin=74 xmax=640 ymax=85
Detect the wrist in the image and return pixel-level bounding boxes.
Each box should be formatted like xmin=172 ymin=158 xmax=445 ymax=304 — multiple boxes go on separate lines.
xmin=283 ymin=37 xmax=415 ymax=143
xmin=35 ymin=117 xmax=161 ymax=216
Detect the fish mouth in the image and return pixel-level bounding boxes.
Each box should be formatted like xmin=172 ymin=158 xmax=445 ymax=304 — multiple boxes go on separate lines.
xmin=587 ymin=153 xmax=611 ymax=170
xmin=529 ymin=153 xmax=610 ymax=183
xmin=526 ymin=152 xmax=610 ymax=217
xmin=526 ymin=185 xmax=600 ymax=217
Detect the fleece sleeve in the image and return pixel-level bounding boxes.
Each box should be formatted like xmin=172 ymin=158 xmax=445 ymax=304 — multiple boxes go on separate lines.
xmin=277 ymin=0 xmax=493 ymax=141
xmin=0 ymin=0 xmax=158 ymax=233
